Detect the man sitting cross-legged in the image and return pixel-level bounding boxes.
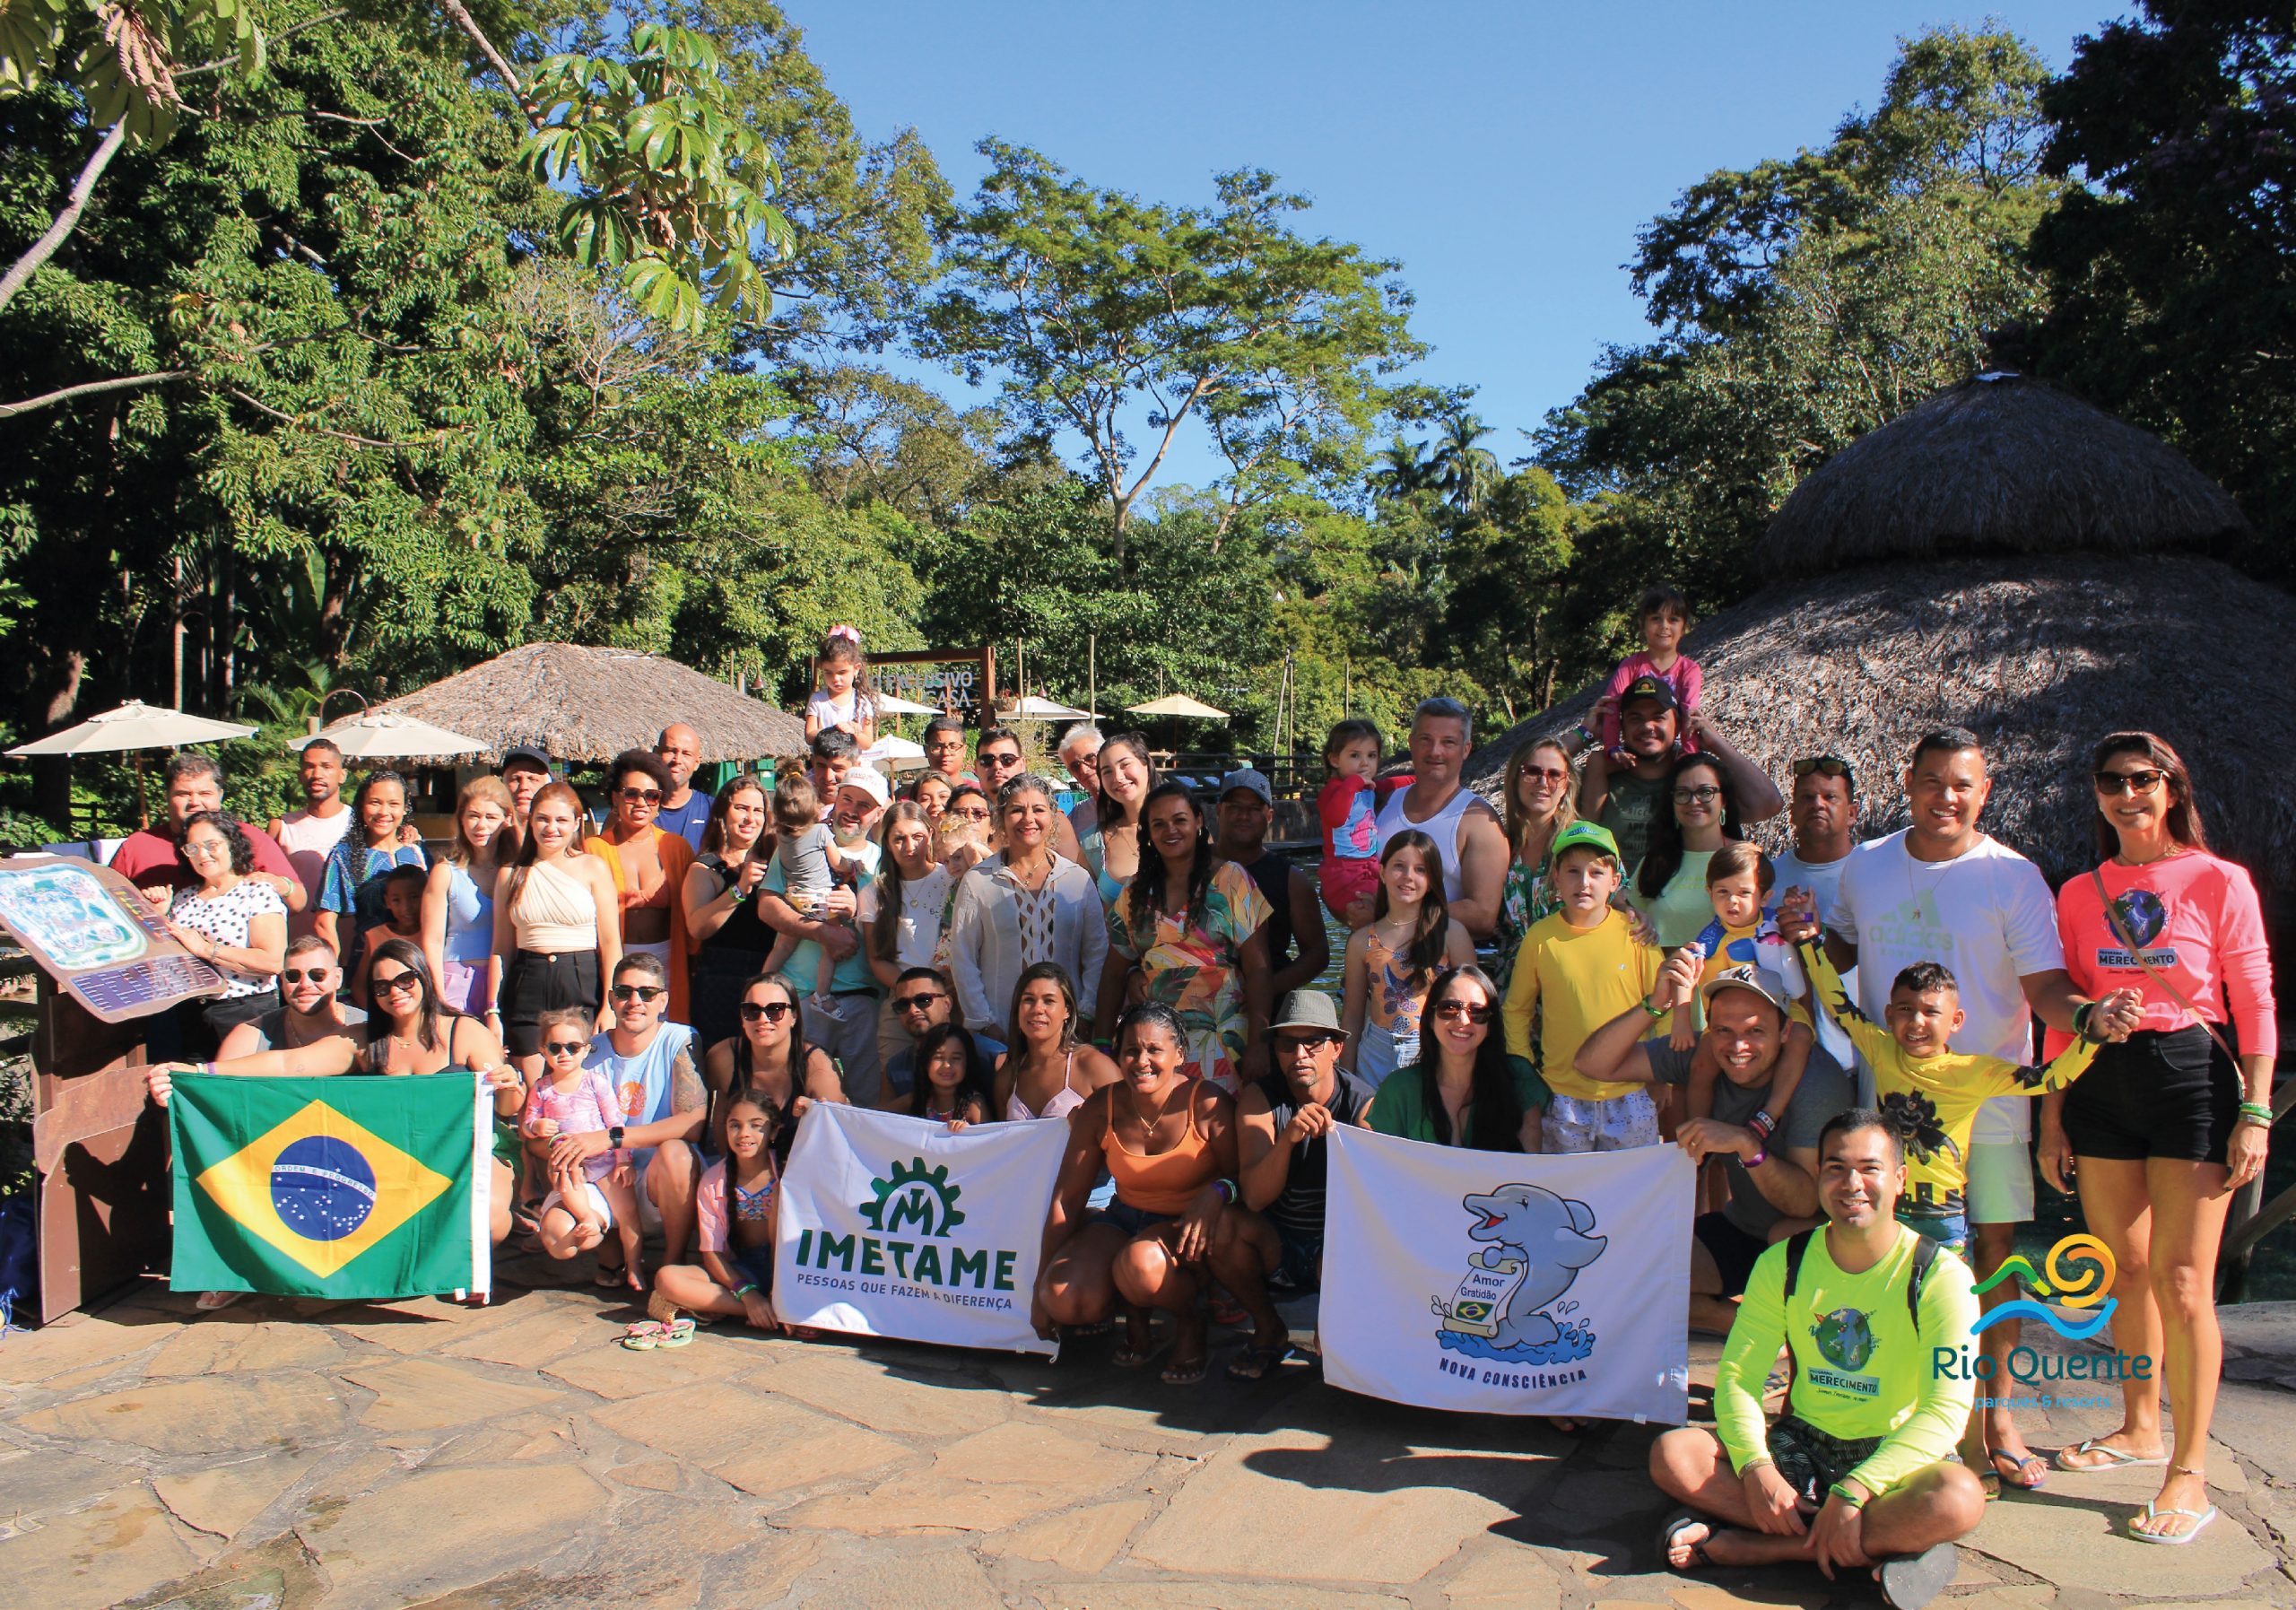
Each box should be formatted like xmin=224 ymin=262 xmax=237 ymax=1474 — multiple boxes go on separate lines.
xmin=1649 ymin=1110 xmax=1985 ymax=1610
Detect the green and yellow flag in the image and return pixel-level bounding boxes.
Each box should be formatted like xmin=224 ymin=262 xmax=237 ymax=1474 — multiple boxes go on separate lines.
xmin=169 ymin=1073 xmax=488 ymax=1300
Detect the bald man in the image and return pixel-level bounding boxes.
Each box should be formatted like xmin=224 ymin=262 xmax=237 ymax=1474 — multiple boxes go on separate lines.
xmin=654 ymin=724 xmax=714 ymax=850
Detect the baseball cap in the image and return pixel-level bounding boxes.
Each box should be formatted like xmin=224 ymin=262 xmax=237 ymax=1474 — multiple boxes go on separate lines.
xmin=1546 ymin=820 xmax=1622 ymax=867
xmin=1269 ymin=989 xmax=1343 ymax=1033
xmin=1619 ymin=674 xmax=1680 ymax=711
xmin=1219 ymin=768 xmax=1273 ymax=806
xmin=1701 ymin=964 xmax=1796 ymax=1018
xmin=839 ymin=766 xmax=891 ymax=806
xmin=500 ymin=745 xmax=551 ymax=774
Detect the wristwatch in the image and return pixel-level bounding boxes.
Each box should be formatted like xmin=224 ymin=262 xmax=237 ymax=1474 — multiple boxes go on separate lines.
xmin=608 ymin=1126 xmax=625 ymax=1149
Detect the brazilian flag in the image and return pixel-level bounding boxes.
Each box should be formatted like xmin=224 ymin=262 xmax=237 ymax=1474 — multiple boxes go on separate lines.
xmin=169 ymin=1073 xmax=488 ymax=1299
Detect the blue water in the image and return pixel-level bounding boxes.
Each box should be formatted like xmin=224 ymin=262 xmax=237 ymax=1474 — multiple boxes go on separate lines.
xmin=1438 ymin=1319 xmax=1598 ymax=1364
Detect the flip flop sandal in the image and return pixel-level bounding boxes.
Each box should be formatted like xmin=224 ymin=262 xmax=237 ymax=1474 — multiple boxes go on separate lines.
xmin=620 ymin=1321 xmax=669 ymax=1352
xmin=1225 ymin=1341 xmax=1290 ymax=1381
xmin=1989 ymin=1448 xmax=2048 ymax=1491
xmin=1878 ymin=1542 xmax=1961 ymax=1610
xmin=2055 ymin=1438 xmax=2168 ymax=1472
xmin=1062 ymin=1319 xmax=1115 ymax=1339
xmin=1160 ymin=1353 xmax=1209 ymax=1386
xmin=594 ymin=1256 xmax=627 ymax=1288
xmin=1657 ymin=1509 xmax=1715 ymax=1571
xmin=1110 ymin=1336 xmax=1166 ymax=1370
xmin=194 ymin=1290 xmax=247 ymax=1312
xmin=2129 ymin=1501 xmax=2218 ymax=1545
xmin=655 ymin=1318 xmax=696 ymax=1350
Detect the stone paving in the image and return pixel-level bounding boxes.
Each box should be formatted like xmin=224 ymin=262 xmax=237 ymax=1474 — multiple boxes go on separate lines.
xmin=2 ymin=1257 xmax=2292 ymax=1610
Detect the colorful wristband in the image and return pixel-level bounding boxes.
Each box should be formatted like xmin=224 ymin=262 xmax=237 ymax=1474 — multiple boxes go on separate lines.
xmin=732 ymin=1282 xmax=759 ymax=1299
xmin=1829 ymin=1481 xmax=1866 ymax=1510
xmin=1744 ymin=1148 xmax=1767 ymax=1169
xmin=2237 ymin=1101 xmax=2274 ymax=1126
xmin=1642 ymin=995 xmax=1671 ymax=1019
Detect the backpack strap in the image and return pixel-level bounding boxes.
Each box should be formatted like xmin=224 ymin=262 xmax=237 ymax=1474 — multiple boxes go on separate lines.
xmin=1782 ymin=1228 xmax=1815 ymax=1301
xmin=1906 ymin=1234 xmax=1939 ymax=1327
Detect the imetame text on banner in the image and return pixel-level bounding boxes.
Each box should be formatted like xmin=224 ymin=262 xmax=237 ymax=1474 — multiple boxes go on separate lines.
xmin=1319 ymin=1127 xmax=1692 ymax=1423
xmin=774 ymin=1101 xmax=1067 ymax=1355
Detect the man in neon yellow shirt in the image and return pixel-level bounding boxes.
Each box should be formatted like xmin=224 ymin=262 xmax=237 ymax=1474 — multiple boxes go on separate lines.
xmin=1501 ymin=821 xmax=1663 ymax=1153
xmin=1650 ymin=1111 xmax=1985 ymax=1609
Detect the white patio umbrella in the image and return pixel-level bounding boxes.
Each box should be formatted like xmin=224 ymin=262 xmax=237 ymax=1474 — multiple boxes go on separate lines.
xmin=1124 ymin=693 xmax=1230 ymax=720
xmin=870 ymin=691 xmax=944 ymax=716
xmin=291 ymin=710 xmax=489 ymax=759
xmin=6 ymin=701 xmax=257 ymax=754
xmin=860 ymin=735 xmax=926 ymax=767
xmin=999 ymin=694 xmax=1093 ymax=721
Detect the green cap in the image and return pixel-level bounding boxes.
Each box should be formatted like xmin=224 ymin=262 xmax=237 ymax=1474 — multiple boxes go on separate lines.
xmin=1546 ymin=820 xmax=1622 ymax=869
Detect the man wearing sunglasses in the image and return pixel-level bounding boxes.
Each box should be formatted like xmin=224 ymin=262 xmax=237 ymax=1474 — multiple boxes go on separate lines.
xmin=547 ymin=952 xmax=713 ymax=1266
xmin=976 ymin=726 xmax=1085 ymax=862
xmin=216 ymin=934 xmax=366 ymax=1057
xmin=878 ymin=967 xmax=1002 ymax=1109
xmin=1236 ymin=990 xmax=1374 ymax=1318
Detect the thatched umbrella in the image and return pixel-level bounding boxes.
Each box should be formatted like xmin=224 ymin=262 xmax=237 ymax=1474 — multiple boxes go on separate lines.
xmin=1467 ymin=374 xmax=2291 ymax=887
xmin=378 ymin=642 xmax=805 ymax=764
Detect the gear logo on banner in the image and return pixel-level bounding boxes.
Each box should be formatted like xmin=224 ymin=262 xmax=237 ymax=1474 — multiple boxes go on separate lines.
xmin=859 ymin=1157 xmax=968 ymax=1238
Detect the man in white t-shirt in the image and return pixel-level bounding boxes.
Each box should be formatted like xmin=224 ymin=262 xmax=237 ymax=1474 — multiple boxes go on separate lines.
xmin=1820 ymin=728 xmax=2097 ymax=1493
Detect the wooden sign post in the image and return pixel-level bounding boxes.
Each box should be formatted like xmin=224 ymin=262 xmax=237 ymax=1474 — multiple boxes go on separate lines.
xmin=30 ymin=972 xmax=169 ymax=1321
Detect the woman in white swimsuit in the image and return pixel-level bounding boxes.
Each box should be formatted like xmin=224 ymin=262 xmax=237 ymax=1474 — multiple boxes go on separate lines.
xmin=993 ymin=962 xmax=1120 ymax=1120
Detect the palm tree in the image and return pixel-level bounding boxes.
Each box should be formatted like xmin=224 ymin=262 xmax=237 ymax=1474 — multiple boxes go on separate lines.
xmin=1368 ymin=434 xmax=1433 ymax=501
xmin=1427 ymin=411 xmax=1500 ymax=512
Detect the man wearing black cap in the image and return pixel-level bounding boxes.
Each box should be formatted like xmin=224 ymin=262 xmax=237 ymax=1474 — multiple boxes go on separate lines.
xmin=1571 ymin=674 xmax=1783 ymax=873
xmin=500 ymin=746 xmax=553 ymax=827
xmin=1215 ymin=768 xmax=1328 ymax=998
xmin=1237 ymin=990 xmax=1374 ymax=1328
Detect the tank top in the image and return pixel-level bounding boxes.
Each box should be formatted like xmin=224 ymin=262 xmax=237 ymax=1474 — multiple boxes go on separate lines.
xmin=1100 ymin=1086 xmax=1214 ymax=1214
xmin=1252 ymin=1066 xmax=1372 ymax=1237
xmin=511 ymin=857 xmax=599 ymax=951
xmin=441 ymin=864 xmax=494 ymax=963
xmin=275 ymin=807 xmax=352 ymax=913
xmin=1005 ymin=1048 xmax=1087 ymax=1122
xmin=1233 ymin=850 xmax=1296 ymax=973
xmin=1373 ymin=782 xmax=1482 ymax=903
xmin=694 ymin=854 xmax=778 ymax=953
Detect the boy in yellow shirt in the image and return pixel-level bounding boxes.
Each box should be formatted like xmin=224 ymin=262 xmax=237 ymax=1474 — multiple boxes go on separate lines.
xmin=1503 ymin=821 xmax=1664 ymax=1153
xmin=1777 ymin=894 xmax=2138 ymax=1249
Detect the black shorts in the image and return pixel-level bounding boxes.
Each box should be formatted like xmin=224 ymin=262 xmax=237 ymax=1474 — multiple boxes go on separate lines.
xmin=1695 ymin=1211 xmax=1770 ymax=1299
xmin=1768 ymin=1414 xmax=1883 ymax=1508
xmin=501 ymin=948 xmax=601 ymax=1057
xmin=2063 ymin=1026 xmax=2239 ymax=1164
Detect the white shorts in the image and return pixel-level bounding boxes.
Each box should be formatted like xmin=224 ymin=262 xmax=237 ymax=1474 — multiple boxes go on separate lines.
xmin=1541 ymin=1088 xmax=1662 ymax=1154
xmin=541 ymin=1180 xmax=614 ymax=1229
xmin=1965 ymin=1139 xmax=2035 ymax=1225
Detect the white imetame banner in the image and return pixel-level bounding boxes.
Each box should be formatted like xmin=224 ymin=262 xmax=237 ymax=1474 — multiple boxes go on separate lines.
xmin=774 ymin=1102 xmax=1066 ymax=1356
xmin=1320 ymin=1128 xmax=1694 ymax=1423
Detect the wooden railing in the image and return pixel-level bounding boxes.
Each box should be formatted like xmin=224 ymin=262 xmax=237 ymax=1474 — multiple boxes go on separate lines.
xmin=2218 ymin=1075 xmax=2295 ymax=1302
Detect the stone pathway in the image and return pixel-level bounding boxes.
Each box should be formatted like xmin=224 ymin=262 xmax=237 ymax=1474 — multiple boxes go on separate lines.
xmin=2 ymin=1265 xmax=2291 ymax=1610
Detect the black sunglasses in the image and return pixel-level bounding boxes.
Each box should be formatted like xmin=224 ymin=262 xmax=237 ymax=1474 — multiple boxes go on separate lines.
xmin=740 ymin=1001 xmax=795 ymax=1023
xmin=893 ymin=991 xmax=945 ymax=1012
xmin=543 ymin=1040 xmax=588 ymax=1056
xmin=1794 ymin=755 xmax=1856 ymax=784
xmin=610 ymin=984 xmax=667 ymax=1002
xmin=1275 ymin=1031 xmax=1344 ymax=1050
xmin=619 ymin=788 xmax=663 ymax=805
xmin=371 ymin=971 xmax=422 ymax=996
xmin=2094 ymin=768 xmax=2168 ymax=796
xmin=281 ymin=968 xmax=334 ymax=984
xmin=1433 ymin=1001 xmax=1495 ymax=1023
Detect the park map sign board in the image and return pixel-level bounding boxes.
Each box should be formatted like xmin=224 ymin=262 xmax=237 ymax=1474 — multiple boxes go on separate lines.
xmin=0 ymin=854 xmax=225 ymax=1022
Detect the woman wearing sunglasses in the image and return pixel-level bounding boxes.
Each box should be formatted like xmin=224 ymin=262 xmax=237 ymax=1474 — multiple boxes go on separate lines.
xmin=146 ymin=939 xmax=526 ymax=1306
xmin=585 ymin=749 xmax=696 ymax=1025
xmin=2037 ymin=733 xmax=2274 ymax=1544
xmin=702 ymin=973 xmax=846 ymax=1159
xmin=1363 ymin=966 xmax=1546 ymax=1153
xmin=1492 ymin=739 xmax=1578 ymax=988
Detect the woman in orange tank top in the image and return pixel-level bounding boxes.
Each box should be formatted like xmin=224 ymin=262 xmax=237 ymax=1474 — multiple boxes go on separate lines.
xmin=1031 ymin=1001 xmax=1283 ymax=1386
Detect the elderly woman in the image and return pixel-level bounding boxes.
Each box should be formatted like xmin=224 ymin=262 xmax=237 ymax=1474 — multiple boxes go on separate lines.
xmin=1093 ymin=780 xmax=1272 ymax=1091
xmin=166 ymin=811 xmax=290 ymax=1055
xmin=1492 ymin=738 xmax=1576 ymax=985
xmin=586 ymin=748 xmax=696 ymax=1022
xmin=1033 ymin=1001 xmax=1283 ymax=1384
xmin=1058 ymin=724 xmax=1104 ymax=833
xmin=946 ymin=775 xmax=1108 ymax=1047
xmin=2039 ymin=733 xmax=2275 ymax=1543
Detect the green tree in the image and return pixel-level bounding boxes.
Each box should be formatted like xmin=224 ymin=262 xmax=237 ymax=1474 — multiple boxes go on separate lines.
xmin=2029 ymin=0 xmax=2296 ymax=582
xmin=916 ymin=141 xmax=1423 ymax=553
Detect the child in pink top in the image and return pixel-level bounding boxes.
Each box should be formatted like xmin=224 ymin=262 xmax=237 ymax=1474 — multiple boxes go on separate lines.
xmin=1317 ymin=718 xmax=1410 ymax=925
xmin=1598 ymin=583 xmax=1702 ymax=760
xmin=2047 ymin=849 xmax=2275 ymax=1058
xmin=523 ymin=1005 xmax=641 ymax=1284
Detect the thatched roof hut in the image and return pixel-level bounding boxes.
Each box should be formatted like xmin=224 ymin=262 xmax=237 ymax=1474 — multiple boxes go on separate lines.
xmin=1468 ymin=375 xmax=2294 ymax=887
xmin=380 ymin=642 xmax=805 ymax=764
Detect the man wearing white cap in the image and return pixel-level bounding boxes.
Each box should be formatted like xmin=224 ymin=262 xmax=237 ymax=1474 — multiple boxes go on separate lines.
xmin=757 ymin=765 xmax=891 ymax=1103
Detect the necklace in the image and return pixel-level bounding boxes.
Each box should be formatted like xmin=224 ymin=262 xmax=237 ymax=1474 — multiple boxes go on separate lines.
xmin=1902 ymin=831 xmax=1970 ymax=921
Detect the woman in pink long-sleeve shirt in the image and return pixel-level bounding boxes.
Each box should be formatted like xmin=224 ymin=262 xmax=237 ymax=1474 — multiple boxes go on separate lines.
xmin=2037 ymin=732 xmax=2274 ymax=1543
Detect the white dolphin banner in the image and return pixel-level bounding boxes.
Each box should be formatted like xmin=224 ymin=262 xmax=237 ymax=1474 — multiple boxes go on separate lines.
xmin=774 ymin=1102 xmax=1067 ymax=1355
xmin=1320 ymin=1128 xmax=1693 ymax=1423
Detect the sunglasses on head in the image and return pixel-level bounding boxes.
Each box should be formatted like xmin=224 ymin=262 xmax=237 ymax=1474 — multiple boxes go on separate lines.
xmin=610 ymin=983 xmax=667 ymax=1003
xmin=371 ymin=971 xmax=422 ymax=996
xmin=2094 ymin=767 xmax=2168 ymax=796
xmin=281 ymin=967 xmax=333 ymax=984
xmin=1433 ymin=1000 xmax=1494 ymax=1023
xmin=893 ymin=990 xmax=944 ymax=1012
xmin=544 ymin=1040 xmax=587 ymax=1057
xmin=619 ymin=788 xmax=663 ymax=805
xmin=740 ymin=1000 xmax=794 ymax=1023
xmin=1794 ymin=755 xmax=1856 ymax=783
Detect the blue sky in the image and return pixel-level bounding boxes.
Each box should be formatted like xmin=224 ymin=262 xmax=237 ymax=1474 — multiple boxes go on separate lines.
xmin=786 ymin=0 xmax=2130 ymax=492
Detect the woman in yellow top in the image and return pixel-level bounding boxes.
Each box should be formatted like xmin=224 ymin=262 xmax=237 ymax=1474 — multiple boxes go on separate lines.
xmin=586 ymin=748 xmax=695 ymax=1026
